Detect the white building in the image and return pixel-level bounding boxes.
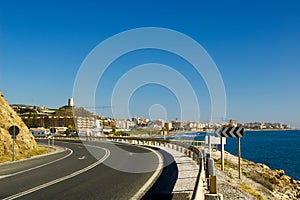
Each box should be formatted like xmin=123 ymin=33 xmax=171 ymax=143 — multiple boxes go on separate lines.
xmin=148 ymin=120 xmax=165 ymax=130
xmin=116 ymin=119 xmax=136 ymax=129
xmin=30 ymin=128 xmax=49 ymax=137
xmin=116 ymin=120 xmax=126 ymax=129
xmin=164 ymin=122 xmax=172 ymax=130
xmin=75 ymin=117 xmax=96 ymax=130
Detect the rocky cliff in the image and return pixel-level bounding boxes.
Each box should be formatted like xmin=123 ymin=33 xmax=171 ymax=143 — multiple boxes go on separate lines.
xmin=0 ymin=92 xmax=37 ymax=159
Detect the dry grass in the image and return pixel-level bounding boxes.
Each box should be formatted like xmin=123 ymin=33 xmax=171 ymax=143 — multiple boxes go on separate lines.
xmin=214 ymin=158 xmax=237 ymax=170
xmin=0 ymin=146 xmax=48 ymax=163
xmin=249 ymin=171 xmax=275 ymax=191
xmin=239 ymin=183 xmax=264 ymax=200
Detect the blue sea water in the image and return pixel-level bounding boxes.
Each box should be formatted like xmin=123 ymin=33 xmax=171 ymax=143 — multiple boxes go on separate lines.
xmin=169 ymin=130 xmax=300 ymax=180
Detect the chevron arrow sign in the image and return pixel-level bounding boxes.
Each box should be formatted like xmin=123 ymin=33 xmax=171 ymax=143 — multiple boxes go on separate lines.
xmin=215 ymin=126 xmax=244 ymax=137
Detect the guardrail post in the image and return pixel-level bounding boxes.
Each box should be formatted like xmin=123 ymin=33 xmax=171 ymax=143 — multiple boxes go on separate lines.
xmin=188 ymin=150 xmax=191 ymax=158
xmin=208 ymin=158 xmax=215 ymax=176
xmin=205 ymin=153 xmax=211 ymax=178
xmin=209 ymin=175 xmax=217 ymax=195
xmin=192 ymin=152 xmax=196 ymax=161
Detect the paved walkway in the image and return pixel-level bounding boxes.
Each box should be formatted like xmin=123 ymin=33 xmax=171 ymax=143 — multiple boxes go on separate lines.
xmin=145 ymin=145 xmax=200 ymax=199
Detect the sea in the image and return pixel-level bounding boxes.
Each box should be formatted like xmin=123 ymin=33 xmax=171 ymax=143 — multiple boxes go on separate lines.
xmin=167 ymin=130 xmax=300 ymax=180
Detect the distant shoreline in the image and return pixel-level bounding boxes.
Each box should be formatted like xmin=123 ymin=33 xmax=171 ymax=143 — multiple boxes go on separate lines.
xmin=169 ymin=128 xmax=299 ymax=135
xmin=245 ymin=128 xmax=299 ymax=131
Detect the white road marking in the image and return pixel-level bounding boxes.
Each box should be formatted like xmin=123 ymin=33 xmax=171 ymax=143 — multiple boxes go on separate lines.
xmin=131 ymin=145 xmax=164 ymax=199
xmin=2 ymin=144 xmax=110 ymax=200
xmin=0 ymin=148 xmax=73 ymax=179
xmin=78 ymin=155 xmax=86 ymax=160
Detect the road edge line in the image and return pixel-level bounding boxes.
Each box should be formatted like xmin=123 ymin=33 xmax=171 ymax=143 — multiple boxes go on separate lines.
xmin=0 ymin=148 xmax=73 ymax=179
xmin=130 ymin=145 xmax=164 ymax=200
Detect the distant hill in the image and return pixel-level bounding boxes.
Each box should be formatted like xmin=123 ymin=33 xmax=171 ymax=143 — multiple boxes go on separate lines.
xmin=0 ymin=92 xmax=37 ymax=158
xmin=12 ymin=104 xmax=95 ymax=118
xmin=55 ymin=105 xmax=95 ymax=117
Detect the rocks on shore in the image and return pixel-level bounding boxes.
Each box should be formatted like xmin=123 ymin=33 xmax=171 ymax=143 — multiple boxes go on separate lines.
xmin=212 ymin=150 xmax=300 ymax=200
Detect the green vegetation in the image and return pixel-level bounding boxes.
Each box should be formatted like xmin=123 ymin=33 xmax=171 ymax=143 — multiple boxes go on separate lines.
xmin=242 ymin=171 xmax=251 ymax=178
xmin=214 ymin=158 xmax=235 ymax=170
xmin=57 ymin=106 xmax=95 ymax=117
xmin=128 ymin=128 xmax=161 ymax=136
xmin=113 ymin=131 xmax=125 ymax=136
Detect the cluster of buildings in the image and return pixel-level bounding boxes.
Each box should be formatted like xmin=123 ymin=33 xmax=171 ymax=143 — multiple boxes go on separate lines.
xmin=11 ymin=98 xmax=99 ymax=133
xmin=242 ymin=122 xmax=289 ymax=129
xmin=11 ymin=98 xmax=291 ymax=137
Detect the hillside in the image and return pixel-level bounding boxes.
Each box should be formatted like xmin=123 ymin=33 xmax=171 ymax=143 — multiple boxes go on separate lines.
xmin=0 ymin=92 xmax=37 ymax=160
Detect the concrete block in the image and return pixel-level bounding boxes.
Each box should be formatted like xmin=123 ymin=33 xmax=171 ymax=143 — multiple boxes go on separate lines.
xmin=208 ymin=158 xmax=215 ymax=176
xmin=209 ymin=175 xmax=217 ymax=194
xmin=204 ymin=193 xmax=223 ymax=200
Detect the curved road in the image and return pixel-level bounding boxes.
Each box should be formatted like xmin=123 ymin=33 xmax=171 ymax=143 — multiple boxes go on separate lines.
xmin=0 ymin=140 xmax=163 ymax=199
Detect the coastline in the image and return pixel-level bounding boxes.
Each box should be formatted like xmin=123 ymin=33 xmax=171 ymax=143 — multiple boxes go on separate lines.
xmin=169 ymin=128 xmax=299 ymax=135
xmin=245 ymin=128 xmax=299 ymax=132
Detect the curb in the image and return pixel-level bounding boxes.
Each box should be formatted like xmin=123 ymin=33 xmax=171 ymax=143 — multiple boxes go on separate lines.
xmin=0 ymin=143 xmax=66 ymax=166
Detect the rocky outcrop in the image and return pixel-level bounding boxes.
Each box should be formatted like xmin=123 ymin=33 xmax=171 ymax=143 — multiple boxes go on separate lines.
xmin=248 ymin=163 xmax=300 ymax=199
xmin=212 ymin=151 xmax=300 ymax=199
xmin=0 ymin=92 xmax=37 ymax=158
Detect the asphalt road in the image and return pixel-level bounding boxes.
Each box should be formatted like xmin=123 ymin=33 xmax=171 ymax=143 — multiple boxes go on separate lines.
xmin=0 ymin=140 xmax=162 ymax=200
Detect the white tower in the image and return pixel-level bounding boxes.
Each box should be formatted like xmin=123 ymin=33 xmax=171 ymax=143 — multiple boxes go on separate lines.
xmin=68 ymin=98 xmax=74 ymax=107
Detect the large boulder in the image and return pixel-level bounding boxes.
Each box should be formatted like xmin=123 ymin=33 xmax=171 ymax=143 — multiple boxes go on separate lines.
xmin=0 ymin=92 xmax=37 ymax=158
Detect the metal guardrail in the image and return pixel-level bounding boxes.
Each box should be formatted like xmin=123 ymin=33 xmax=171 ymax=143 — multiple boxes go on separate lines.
xmin=36 ymin=136 xmax=206 ymax=199
xmin=169 ymin=139 xmax=218 ymax=151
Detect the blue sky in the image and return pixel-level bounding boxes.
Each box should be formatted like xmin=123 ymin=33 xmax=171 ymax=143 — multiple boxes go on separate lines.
xmin=0 ymin=0 xmax=299 ymax=127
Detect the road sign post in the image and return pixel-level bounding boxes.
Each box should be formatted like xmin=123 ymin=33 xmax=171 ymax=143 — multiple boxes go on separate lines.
xmin=50 ymin=127 xmax=56 ymax=146
xmin=238 ymin=137 xmax=241 ymax=179
xmin=216 ymin=126 xmax=244 ymax=178
xmin=205 ymin=133 xmax=226 ymax=171
xmin=220 ymin=135 xmax=224 ymax=171
xmin=12 ymin=137 xmax=15 ymax=161
xmin=8 ymin=125 xmax=20 ymax=161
